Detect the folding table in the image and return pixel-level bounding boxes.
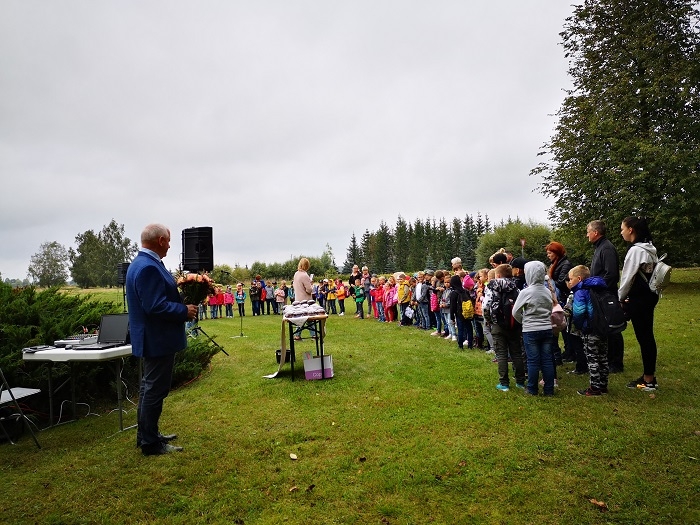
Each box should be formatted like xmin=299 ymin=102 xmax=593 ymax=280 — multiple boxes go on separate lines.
xmin=23 ymin=345 xmax=133 ymax=431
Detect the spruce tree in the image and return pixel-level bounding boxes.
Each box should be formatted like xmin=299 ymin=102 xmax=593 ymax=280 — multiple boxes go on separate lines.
xmin=342 ymin=233 xmax=361 ymax=273
xmin=394 ymin=216 xmax=411 ymax=272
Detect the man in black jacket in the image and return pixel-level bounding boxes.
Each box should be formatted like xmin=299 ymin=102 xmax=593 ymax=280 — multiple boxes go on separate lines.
xmin=587 ymin=220 xmax=625 ymax=373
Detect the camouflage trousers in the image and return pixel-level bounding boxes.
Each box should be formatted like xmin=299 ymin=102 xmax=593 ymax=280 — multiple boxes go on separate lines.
xmin=583 ymin=333 xmax=609 ymax=391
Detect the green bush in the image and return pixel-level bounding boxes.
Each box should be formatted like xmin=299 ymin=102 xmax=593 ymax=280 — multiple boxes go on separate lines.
xmin=173 ymin=331 xmax=222 ymax=386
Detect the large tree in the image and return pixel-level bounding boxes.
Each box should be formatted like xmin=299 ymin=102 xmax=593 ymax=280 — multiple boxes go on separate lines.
xmin=393 ymin=216 xmax=411 ymax=272
xmin=461 ymin=215 xmax=478 ymax=270
xmin=360 ymin=229 xmax=373 ymax=269
xmin=373 ymin=222 xmax=392 ymax=273
xmin=407 ymin=218 xmax=425 ymax=271
xmin=69 ymin=220 xmax=138 ymax=288
xmin=27 ymin=241 xmax=69 ymax=287
xmin=532 ymin=0 xmax=700 ymax=264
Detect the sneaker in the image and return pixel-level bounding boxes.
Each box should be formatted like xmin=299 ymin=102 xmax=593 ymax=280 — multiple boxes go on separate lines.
xmin=339 ymin=312 xmax=344 ymax=316
xmin=430 ymin=331 xmax=440 ymax=336
xmin=496 ymin=383 xmax=510 ymax=392
xmin=451 ymin=336 xmax=458 ymax=342
xmin=577 ymin=387 xmax=602 ymax=397
xmin=443 ymin=334 xmax=452 ymax=339
xmin=637 ymin=376 xmax=659 ymax=392
xmin=642 ymin=378 xmax=657 ymax=391
xmin=627 ymin=376 xmax=658 ymax=391
xmin=485 ymin=349 xmax=495 ymax=355
xmin=515 ymin=383 xmax=525 ymax=389
xmin=627 ymin=376 xmax=659 ymax=390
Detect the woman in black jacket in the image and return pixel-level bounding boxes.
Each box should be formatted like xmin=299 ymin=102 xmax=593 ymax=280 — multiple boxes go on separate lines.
xmin=546 ymin=242 xmax=573 ymax=304
xmin=546 ymin=242 xmax=574 ymax=365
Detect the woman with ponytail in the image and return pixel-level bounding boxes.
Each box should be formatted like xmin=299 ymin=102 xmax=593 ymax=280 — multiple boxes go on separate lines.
xmin=619 ymin=217 xmax=660 ymax=392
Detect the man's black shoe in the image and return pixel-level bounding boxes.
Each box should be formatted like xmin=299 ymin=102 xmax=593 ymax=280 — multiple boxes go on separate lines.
xmin=136 ymin=433 xmax=178 ymax=448
xmin=142 ymin=443 xmax=183 ymax=456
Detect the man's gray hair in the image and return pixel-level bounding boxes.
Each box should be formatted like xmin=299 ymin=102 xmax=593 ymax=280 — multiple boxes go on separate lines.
xmin=587 ymin=220 xmax=607 ymax=237
xmin=141 ymin=223 xmax=170 ymax=245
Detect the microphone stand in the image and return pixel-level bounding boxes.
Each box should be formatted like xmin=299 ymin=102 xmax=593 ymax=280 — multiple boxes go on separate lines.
xmin=231 ymin=310 xmax=247 ymax=338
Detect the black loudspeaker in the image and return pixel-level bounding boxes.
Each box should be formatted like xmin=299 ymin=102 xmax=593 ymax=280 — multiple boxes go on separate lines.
xmin=182 ymin=227 xmax=214 ymax=272
xmin=117 ymin=262 xmax=130 ymax=286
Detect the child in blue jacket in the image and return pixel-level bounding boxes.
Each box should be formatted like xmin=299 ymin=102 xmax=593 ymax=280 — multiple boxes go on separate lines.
xmin=568 ymin=265 xmax=609 ymax=396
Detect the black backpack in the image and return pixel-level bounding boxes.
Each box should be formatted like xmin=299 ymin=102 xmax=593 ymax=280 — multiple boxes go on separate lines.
xmin=494 ymin=288 xmax=520 ymax=329
xmin=588 ymin=288 xmax=627 ymax=336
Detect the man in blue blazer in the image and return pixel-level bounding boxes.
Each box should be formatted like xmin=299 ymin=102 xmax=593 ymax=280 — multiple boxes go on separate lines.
xmin=126 ymin=224 xmax=197 ymax=455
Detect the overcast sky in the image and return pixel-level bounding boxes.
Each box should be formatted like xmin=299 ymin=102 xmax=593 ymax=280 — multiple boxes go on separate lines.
xmin=0 ymin=1 xmax=573 ymax=280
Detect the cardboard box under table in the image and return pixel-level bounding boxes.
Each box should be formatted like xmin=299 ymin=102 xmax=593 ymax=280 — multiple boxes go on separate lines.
xmin=264 ymin=313 xmax=329 ymax=380
xmin=302 ymin=352 xmax=334 ymax=380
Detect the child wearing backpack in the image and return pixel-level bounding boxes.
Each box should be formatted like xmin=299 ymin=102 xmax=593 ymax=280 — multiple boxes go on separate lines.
xmin=397 ymin=274 xmax=412 ymax=325
xmin=448 ymin=274 xmax=472 ymax=350
xmin=568 ymin=265 xmax=609 ymax=396
xmin=512 ymin=261 xmax=555 ymax=396
xmin=485 ymin=264 xmax=525 ymax=392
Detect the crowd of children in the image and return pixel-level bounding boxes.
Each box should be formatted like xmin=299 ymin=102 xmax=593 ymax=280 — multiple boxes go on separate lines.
xmin=195 ymin=244 xmax=643 ymax=398
xmin=199 ymin=279 xmax=291 ymax=320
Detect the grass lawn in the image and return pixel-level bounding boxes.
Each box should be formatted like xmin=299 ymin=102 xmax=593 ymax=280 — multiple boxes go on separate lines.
xmin=3 ymin=272 xmax=700 ymax=524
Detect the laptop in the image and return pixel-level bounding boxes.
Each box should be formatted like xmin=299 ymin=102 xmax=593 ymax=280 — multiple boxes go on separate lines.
xmin=79 ymin=314 xmax=130 ymax=350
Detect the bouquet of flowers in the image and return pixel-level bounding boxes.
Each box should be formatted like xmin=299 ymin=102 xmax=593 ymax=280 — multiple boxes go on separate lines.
xmin=176 ymin=271 xmax=217 ymax=305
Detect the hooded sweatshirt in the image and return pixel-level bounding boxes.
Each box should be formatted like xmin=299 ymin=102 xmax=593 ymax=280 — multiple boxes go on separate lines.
xmin=619 ymin=241 xmax=657 ymax=301
xmin=512 ymin=261 xmax=553 ymax=333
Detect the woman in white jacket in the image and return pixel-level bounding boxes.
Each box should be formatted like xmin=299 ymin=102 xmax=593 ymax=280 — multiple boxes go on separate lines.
xmin=619 ymin=217 xmax=660 ymax=391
